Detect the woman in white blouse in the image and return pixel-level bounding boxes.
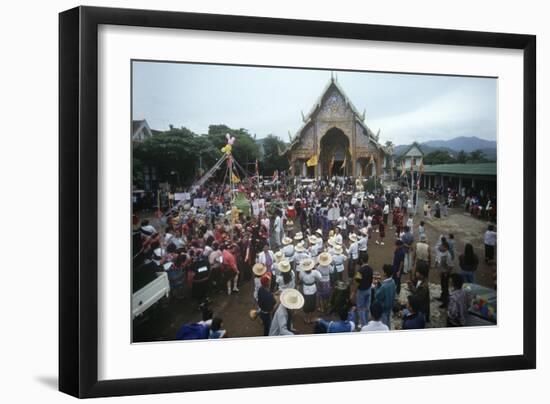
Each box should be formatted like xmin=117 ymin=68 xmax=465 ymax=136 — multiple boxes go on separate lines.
xmin=298 ymin=258 xmax=322 ymax=324
xmin=316 ymin=252 xmax=333 ymax=313
xmin=331 ymin=245 xmax=347 ymax=283
xmin=275 ymin=260 xmax=296 ymax=292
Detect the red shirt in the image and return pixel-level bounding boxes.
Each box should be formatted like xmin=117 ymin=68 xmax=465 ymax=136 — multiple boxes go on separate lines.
xmin=222 ymin=249 xmax=239 ymax=274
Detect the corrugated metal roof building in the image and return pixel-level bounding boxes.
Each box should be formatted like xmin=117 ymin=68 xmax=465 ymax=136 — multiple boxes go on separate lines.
xmin=421 ymin=162 xmax=496 ymax=193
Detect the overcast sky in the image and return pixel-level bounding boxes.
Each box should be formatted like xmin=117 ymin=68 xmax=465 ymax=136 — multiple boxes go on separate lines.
xmin=132 ymin=61 xmax=496 ymax=146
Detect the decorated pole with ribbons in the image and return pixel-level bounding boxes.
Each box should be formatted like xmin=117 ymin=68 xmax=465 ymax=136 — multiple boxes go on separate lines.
xmin=415 ymin=158 xmax=424 ymax=215
xmin=221 ymin=133 xmax=236 ymax=201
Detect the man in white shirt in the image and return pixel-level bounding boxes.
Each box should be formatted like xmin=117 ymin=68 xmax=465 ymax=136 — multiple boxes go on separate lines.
xmin=383 ymin=203 xmax=390 ymax=225
xmin=394 ymin=195 xmax=401 ymax=210
xmin=333 ymin=227 xmax=343 ymax=246
xmin=358 ymin=228 xmax=369 ymax=261
xmin=347 ymin=233 xmax=359 ymax=278
xmin=337 ymin=215 xmax=347 ymax=233
xmin=260 ymin=213 xmax=270 ymax=242
xmin=484 ymin=224 xmax=497 ymax=264
xmin=361 ymin=302 xmax=389 ymax=332
xmin=327 ymin=203 xmax=340 ymax=225
xmin=273 ymin=210 xmax=283 ymax=248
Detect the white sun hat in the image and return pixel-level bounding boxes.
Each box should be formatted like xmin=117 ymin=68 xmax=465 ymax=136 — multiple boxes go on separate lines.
xmin=300 ymin=258 xmax=315 ymax=272
xmin=318 ymin=252 xmax=333 ymax=266
xmin=278 ymin=260 xmax=291 ymax=273
xmin=280 ymin=288 xmax=305 ymax=310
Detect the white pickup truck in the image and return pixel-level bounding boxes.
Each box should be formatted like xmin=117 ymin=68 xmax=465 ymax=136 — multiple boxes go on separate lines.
xmin=132 ymin=271 xmax=170 ymax=319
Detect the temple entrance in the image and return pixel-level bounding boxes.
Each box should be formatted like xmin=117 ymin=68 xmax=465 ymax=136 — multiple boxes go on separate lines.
xmin=356 ymin=158 xmax=375 ymax=177
xmin=293 ymin=159 xmax=317 ymax=178
xmin=320 ymin=127 xmax=351 ymax=177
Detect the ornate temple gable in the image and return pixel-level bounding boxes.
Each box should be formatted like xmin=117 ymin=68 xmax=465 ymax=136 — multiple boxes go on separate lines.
xmin=285 ymin=77 xmax=389 ymax=160
xmin=315 ymin=86 xmax=354 ymax=123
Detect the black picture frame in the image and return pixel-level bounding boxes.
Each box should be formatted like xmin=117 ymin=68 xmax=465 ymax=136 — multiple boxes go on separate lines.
xmin=59 ymin=5 xmax=536 ymax=398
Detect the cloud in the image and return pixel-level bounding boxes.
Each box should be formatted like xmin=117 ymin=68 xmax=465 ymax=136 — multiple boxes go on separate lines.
xmin=132 ymin=62 xmax=496 ymax=145
xmin=370 ymin=84 xmax=496 ymax=145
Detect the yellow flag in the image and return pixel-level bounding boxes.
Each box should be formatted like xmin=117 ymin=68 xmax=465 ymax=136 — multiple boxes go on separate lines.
xmin=306 ymin=154 xmax=318 ymax=167
xmin=231 ymin=173 xmax=240 ymax=183
xmin=419 ymin=158 xmax=425 ymax=174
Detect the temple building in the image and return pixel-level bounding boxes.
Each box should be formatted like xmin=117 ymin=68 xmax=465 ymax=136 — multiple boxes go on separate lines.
xmin=283 ymin=75 xmax=392 ymax=178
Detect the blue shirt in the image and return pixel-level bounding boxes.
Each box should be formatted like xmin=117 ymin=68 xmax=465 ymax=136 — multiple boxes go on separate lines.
xmin=402 ymin=312 xmax=426 ymax=330
xmin=318 ymin=312 xmax=355 ymax=333
xmin=401 ymin=232 xmax=414 ymax=251
xmin=375 ymin=278 xmax=396 ymax=315
xmin=392 ymin=247 xmax=406 ymax=274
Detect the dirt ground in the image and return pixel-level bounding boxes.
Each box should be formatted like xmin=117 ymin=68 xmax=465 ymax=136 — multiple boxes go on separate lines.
xmin=133 ymin=191 xmax=496 ymax=342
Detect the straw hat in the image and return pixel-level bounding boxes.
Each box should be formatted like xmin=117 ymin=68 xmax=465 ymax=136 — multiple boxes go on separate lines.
xmin=274 ymin=251 xmax=284 ymax=262
xmin=360 ymin=227 xmax=369 ymax=235
xmin=315 ymin=229 xmax=323 ymax=236
xmin=300 ymin=258 xmax=315 ymax=272
xmin=278 ymin=260 xmax=291 ymax=273
xmin=252 ymin=263 xmax=267 ymax=276
xmin=295 ymin=242 xmax=305 ymax=253
xmin=318 ymin=252 xmax=333 ymax=266
xmin=308 ymin=235 xmax=318 ymax=244
xmin=294 ymin=232 xmax=304 ymax=241
xmin=282 ymin=236 xmax=293 ymax=245
xmin=249 ymin=309 xmax=258 ymax=321
xmin=349 ymin=233 xmax=358 ymax=242
xmin=280 ymin=288 xmax=304 ymax=310
xmin=334 ymin=245 xmax=344 ymax=255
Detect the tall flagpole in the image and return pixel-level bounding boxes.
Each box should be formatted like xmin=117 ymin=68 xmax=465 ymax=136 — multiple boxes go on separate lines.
xmin=415 ymin=176 xmax=420 ymax=215
xmin=256 ymin=159 xmax=260 ymax=192
xmin=410 ymin=161 xmax=414 ymax=214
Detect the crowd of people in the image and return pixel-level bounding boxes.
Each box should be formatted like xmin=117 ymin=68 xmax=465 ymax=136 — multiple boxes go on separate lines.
xmin=132 ymin=176 xmax=497 ymax=340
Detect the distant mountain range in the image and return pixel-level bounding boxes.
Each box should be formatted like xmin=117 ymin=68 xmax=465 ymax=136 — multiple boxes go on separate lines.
xmin=394 ymin=136 xmax=496 ymax=161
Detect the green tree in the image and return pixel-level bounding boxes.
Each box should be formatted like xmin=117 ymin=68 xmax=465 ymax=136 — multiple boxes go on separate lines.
xmin=423 ymin=150 xmax=456 ymax=165
xmin=260 ymin=135 xmax=288 ymax=175
xmin=206 ymin=124 xmax=260 ymax=169
xmin=132 ymin=157 xmax=145 ymax=189
xmin=456 ymin=150 xmax=467 ymax=164
xmin=467 ymin=149 xmax=488 ymax=163
xmin=133 ymin=126 xmax=219 ymax=187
